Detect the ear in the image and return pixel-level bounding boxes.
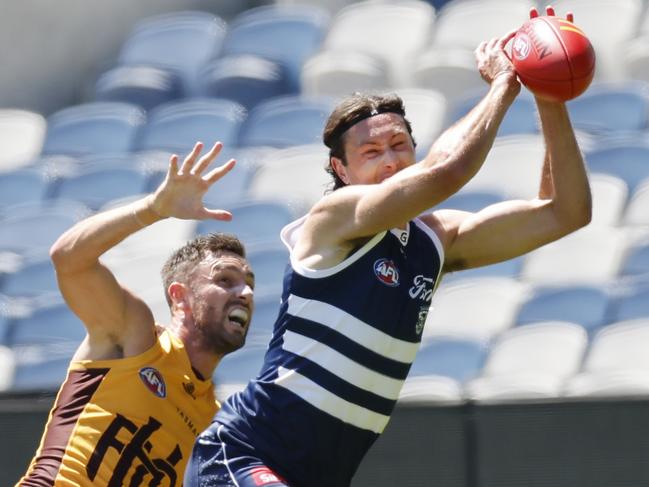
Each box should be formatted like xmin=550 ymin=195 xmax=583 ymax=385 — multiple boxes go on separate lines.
xmin=168 ymin=282 xmax=188 ymax=312
xmin=330 ymin=157 xmax=350 ymax=185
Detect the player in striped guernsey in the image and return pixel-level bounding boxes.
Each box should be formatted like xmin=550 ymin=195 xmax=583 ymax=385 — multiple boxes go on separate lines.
xmin=186 ymin=17 xmax=591 ymax=487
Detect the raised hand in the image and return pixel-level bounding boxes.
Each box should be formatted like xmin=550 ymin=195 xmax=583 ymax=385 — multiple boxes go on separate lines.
xmin=530 ymin=5 xmax=574 ymax=22
xmin=150 ymin=141 xmax=235 ymax=221
xmin=475 ymin=30 xmax=520 ymax=92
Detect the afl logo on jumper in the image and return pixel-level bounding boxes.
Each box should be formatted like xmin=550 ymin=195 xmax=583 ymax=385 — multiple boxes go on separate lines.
xmin=139 ymin=367 xmax=166 ymax=398
xmin=374 ymin=258 xmax=400 ymax=287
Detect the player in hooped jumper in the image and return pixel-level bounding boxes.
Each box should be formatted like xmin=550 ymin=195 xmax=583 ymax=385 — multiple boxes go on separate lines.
xmin=185 ymin=7 xmax=591 ymax=487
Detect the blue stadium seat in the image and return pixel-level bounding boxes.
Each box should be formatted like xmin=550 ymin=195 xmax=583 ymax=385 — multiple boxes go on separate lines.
xmin=433 ymin=189 xmax=507 ymax=213
xmin=246 ymin=297 xmax=282 ymax=349
xmin=620 ymin=237 xmax=649 ymax=277
xmin=94 ymin=64 xmax=183 ymax=111
xmin=447 ymin=90 xmax=539 ymax=136
xmin=410 ymin=337 xmax=487 ymax=383
xmin=516 ymin=284 xmax=612 ymax=334
xmin=117 ymin=11 xmax=227 ymax=93
xmin=195 ymin=54 xmax=295 ymax=110
xmin=0 ymin=168 xmax=48 ymax=207
xmin=134 ymin=98 xmax=246 ymax=156
xmin=567 ymin=81 xmax=649 ymax=136
xmin=221 ymin=4 xmax=330 ymax=91
xmin=196 ymin=198 xmax=295 ymax=247
xmin=6 ymin=302 xmax=85 ymax=392
xmin=0 ymin=257 xmax=59 ymax=304
xmin=52 ymin=166 xmax=148 ymax=211
xmin=584 ymin=141 xmax=649 ymax=193
xmin=213 ymin=346 xmax=267 ymax=392
xmin=246 ymin=244 xmax=290 ymax=299
xmin=41 ymin=102 xmax=145 ymax=157
xmin=238 ymin=95 xmax=335 ymax=148
xmin=612 ymin=282 xmax=649 ymax=322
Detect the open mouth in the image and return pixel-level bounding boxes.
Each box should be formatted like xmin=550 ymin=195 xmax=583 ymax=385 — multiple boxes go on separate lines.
xmin=228 ymin=307 xmax=249 ymax=329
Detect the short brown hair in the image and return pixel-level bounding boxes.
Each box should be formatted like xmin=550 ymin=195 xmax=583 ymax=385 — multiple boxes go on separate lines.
xmin=323 ymin=92 xmax=416 ymax=191
xmin=161 ymin=233 xmax=246 ymax=306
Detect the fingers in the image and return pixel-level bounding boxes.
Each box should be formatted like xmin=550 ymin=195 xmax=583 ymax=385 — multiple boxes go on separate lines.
xmin=203 ymin=208 xmax=233 ymax=221
xmin=529 ymin=7 xmax=539 ymax=18
xmin=179 ymin=142 xmax=204 ymax=174
xmin=499 ymin=29 xmax=518 ymax=49
xmin=545 ymin=5 xmax=555 ymax=16
xmin=191 ymin=141 xmax=223 ymax=176
xmin=567 ymin=11 xmax=574 ymax=22
xmin=204 ymin=158 xmax=236 ymax=185
xmin=168 ymin=154 xmax=179 ymax=177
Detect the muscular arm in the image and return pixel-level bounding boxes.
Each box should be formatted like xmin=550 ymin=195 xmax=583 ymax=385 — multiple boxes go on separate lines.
xmin=50 ymin=142 xmax=235 ymax=358
xmin=436 ymin=98 xmax=592 ymax=272
xmin=296 ymin=35 xmax=521 ymax=267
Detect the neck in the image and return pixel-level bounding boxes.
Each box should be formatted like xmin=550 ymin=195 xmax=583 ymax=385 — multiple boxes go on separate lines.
xmin=169 ymin=316 xmax=222 ymax=381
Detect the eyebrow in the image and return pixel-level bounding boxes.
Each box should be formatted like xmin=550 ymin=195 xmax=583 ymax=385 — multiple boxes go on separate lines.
xmin=209 ymin=262 xmax=255 ymax=281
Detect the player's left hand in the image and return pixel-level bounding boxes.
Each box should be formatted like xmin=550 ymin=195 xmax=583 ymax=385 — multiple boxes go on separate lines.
xmin=150 ymin=141 xmax=235 ymax=221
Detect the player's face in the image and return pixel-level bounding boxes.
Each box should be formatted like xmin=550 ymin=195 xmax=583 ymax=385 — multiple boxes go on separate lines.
xmin=336 ymin=113 xmax=416 ymax=185
xmin=189 ymin=251 xmax=255 ymax=354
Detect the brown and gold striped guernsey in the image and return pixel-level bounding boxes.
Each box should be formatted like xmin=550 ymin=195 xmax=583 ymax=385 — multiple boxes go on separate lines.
xmin=17 ymin=329 xmax=219 ymax=486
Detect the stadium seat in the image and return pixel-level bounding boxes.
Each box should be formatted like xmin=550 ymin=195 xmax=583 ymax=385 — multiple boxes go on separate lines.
xmin=460 ymin=134 xmax=545 ymax=199
xmin=423 ymin=277 xmax=530 ymax=341
xmin=246 ymin=296 xmax=282 ymax=349
xmin=134 ymin=98 xmax=246 ymax=156
xmin=619 ymin=235 xmax=649 ymax=277
xmin=446 ymin=91 xmax=539 ymax=137
xmin=195 ymin=54 xmax=296 ymax=110
xmin=408 ymin=47 xmax=485 ymax=106
xmin=623 ymin=35 xmax=649 ymax=83
xmin=400 ymin=336 xmax=487 ymax=404
xmin=0 ymin=346 xmax=14 ymax=391
xmin=94 ymin=64 xmax=183 ymax=111
xmin=246 ymin=244 xmax=290 ymax=299
xmin=6 ymin=302 xmax=86 ymax=392
xmin=584 ymin=140 xmax=649 ymax=193
xmin=396 ymin=88 xmax=448 ymax=157
xmin=117 ymin=11 xmax=227 ymax=93
xmin=196 ymin=199 xmax=296 ymax=248
xmin=0 ymin=167 xmax=49 ymax=208
xmin=433 ymin=189 xmax=507 ymax=213
xmin=465 ymin=321 xmax=588 ymax=401
xmin=221 ymin=4 xmax=330 ymax=92
xmin=520 ymin=226 xmax=628 ymax=285
xmin=516 ymin=284 xmax=612 ymax=334
xmin=567 ymin=81 xmax=649 ymax=136
xmin=623 ymin=178 xmax=649 ymax=226
xmin=53 ymin=166 xmax=148 ymax=211
xmin=41 ymin=102 xmax=145 ymax=157
xmin=611 ymin=282 xmax=649 ymax=322
xmin=213 ymin=346 xmax=268 ymax=400
xmin=564 ymin=318 xmax=649 ymax=397
xmin=0 ymin=203 xmax=85 ymax=258
xmin=551 ymin=0 xmax=644 ymax=82
xmin=324 ymin=0 xmax=435 ymax=87
xmin=0 ymin=109 xmax=46 ymax=172
xmin=589 ymin=173 xmax=629 ymax=226
xmin=0 ymin=257 xmax=60 ymax=306
xmin=431 ymin=0 xmax=534 ymax=50
xmin=247 ymin=144 xmax=330 ymax=212
xmin=237 ymin=95 xmax=335 ymax=148
xmin=301 ymin=49 xmax=391 ymax=97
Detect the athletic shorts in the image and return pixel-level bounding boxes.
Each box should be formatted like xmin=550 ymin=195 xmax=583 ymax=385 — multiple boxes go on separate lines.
xmin=184 ymin=423 xmax=289 ymax=487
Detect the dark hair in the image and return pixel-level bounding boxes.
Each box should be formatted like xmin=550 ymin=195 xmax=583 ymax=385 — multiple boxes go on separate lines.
xmin=161 ymin=233 xmax=246 ymax=306
xmin=323 ymin=92 xmax=416 ymax=191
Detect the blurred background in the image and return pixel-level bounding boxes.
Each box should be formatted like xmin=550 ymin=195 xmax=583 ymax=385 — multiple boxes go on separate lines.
xmin=2 ymin=0 xmax=649 ymax=485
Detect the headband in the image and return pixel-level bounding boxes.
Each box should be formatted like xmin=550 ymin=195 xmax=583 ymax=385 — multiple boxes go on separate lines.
xmin=325 ymin=107 xmax=404 ymax=148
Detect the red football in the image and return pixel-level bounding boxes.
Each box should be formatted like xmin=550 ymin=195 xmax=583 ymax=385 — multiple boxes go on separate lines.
xmin=511 ymin=16 xmax=596 ymax=101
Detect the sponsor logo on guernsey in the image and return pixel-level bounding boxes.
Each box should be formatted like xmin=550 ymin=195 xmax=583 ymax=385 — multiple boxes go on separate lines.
xmin=139 ymin=367 xmax=166 ymax=398
xmin=373 ymin=258 xmax=400 ymax=287
xmin=415 ymin=306 xmax=429 ymax=335
xmin=251 ymin=466 xmax=286 ymax=486
xmin=409 ymin=274 xmax=434 ymax=302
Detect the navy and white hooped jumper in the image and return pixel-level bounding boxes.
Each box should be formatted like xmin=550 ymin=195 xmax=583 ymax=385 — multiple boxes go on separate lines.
xmin=194 ymin=216 xmax=444 ymax=487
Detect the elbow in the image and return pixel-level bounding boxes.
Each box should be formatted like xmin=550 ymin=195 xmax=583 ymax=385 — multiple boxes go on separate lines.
xmin=49 ymin=235 xmax=76 ymax=272
xmin=558 ymin=197 xmax=592 ymax=235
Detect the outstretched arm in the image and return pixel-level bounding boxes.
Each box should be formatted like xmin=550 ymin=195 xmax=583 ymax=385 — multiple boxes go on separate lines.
xmin=296 ymin=33 xmax=521 ymax=266
xmin=50 ymin=142 xmax=235 ymax=358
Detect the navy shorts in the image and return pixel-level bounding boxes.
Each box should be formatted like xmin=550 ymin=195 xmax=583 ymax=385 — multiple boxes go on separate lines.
xmin=184 ymin=423 xmax=289 ymax=487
